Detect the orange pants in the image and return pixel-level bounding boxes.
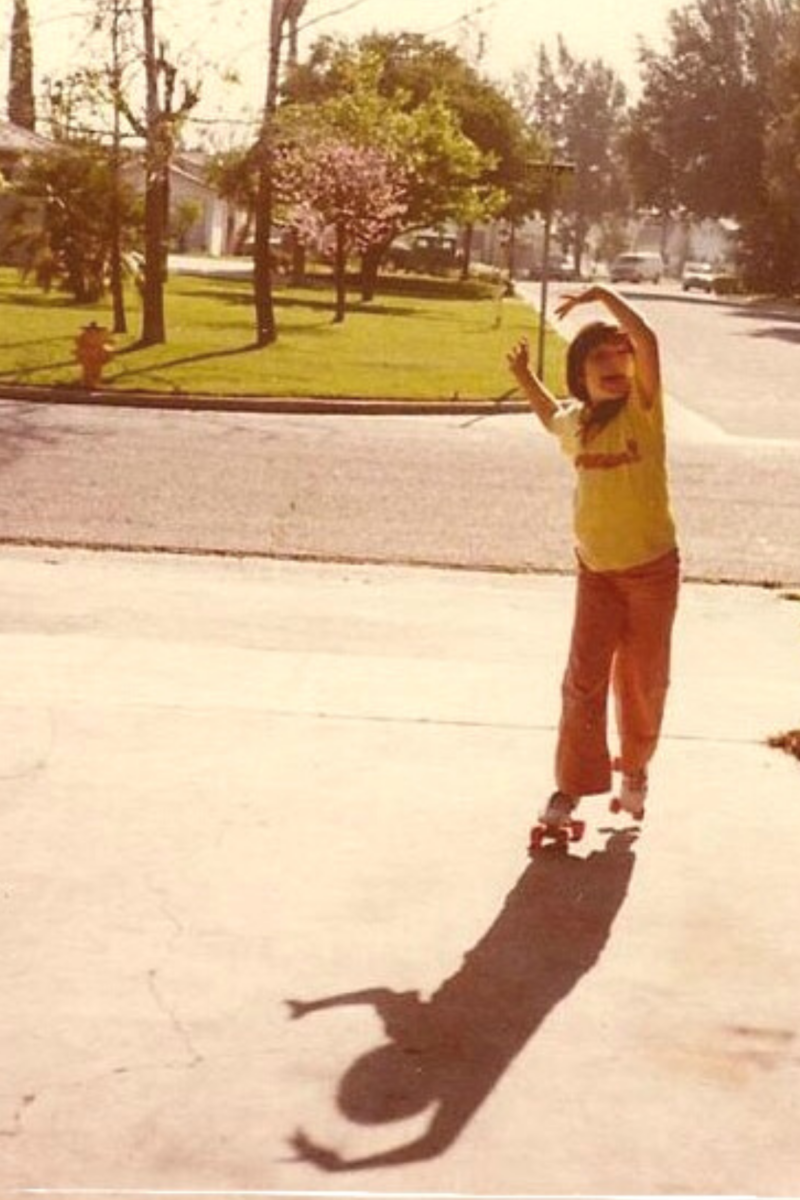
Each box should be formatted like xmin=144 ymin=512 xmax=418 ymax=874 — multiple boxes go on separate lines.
xmin=555 ymin=548 xmax=680 ymax=797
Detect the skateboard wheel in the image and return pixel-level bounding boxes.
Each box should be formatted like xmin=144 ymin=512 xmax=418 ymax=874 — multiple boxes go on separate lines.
xmin=569 ymin=820 xmax=586 ymax=842
xmin=528 ymin=826 xmax=545 ymax=853
xmin=609 ymin=798 xmax=621 ymax=815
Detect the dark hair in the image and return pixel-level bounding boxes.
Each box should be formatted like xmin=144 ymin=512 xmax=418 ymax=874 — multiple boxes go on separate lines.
xmin=566 ymin=321 xmax=634 ymax=404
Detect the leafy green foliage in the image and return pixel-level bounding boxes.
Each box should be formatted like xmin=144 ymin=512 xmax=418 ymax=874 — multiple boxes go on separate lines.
xmin=284 ymin=33 xmax=541 ymax=230
xmin=521 ymin=38 xmax=629 ymax=271
xmin=626 ymin=0 xmax=800 ymax=291
xmin=5 ymin=143 xmax=141 ymax=303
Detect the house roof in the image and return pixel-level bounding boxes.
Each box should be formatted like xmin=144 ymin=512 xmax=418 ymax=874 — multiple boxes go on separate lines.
xmin=0 ymin=120 xmax=52 ymax=154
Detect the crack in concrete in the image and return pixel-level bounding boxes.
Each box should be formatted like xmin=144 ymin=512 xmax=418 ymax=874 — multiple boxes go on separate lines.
xmin=146 ymin=968 xmax=204 ymax=1069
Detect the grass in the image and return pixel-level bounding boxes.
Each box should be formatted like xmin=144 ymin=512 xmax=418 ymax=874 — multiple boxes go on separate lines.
xmin=0 ymin=268 xmax=567 ymax=402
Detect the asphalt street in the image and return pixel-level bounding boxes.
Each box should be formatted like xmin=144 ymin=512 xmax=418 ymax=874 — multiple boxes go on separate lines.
xmin=1 ymin=279 xmax=798 ymax=587
xmin=0 ymin=398 xmax=797 ymax=586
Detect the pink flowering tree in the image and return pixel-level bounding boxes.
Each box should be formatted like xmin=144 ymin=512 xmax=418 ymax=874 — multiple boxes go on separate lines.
xmin=276 ymin=138 xmax=408 ymax=323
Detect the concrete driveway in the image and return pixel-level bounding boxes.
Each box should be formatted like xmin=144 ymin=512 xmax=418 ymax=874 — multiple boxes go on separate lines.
xmin=1 ymin=545 xmax=799 ymax=1196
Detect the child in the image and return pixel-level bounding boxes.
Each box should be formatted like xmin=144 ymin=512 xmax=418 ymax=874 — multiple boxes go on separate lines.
xmin=507 ymin=283 xmax=679 ymax=825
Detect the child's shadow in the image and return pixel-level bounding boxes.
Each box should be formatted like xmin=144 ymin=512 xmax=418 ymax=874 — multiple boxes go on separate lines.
xmin=287 ymin=827 xmax=638 ymax=1171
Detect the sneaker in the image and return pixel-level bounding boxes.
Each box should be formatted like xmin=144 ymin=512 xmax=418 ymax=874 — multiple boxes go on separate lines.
xmin=539 ymin=790 xmax=579 ymax=827
xmin=617 ymin=769 xmax=648 ymax=818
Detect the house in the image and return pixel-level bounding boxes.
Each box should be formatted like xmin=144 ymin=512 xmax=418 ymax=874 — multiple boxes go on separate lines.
xmin=0 ymin=118 xmax=51 ymax=177
xmin=123 ymin=151 xmax=244 ymax=256
xmin=0 ymin=122 xmax=240 ymax=259
xmin=0 ymin=119 xmax=52 ymax=263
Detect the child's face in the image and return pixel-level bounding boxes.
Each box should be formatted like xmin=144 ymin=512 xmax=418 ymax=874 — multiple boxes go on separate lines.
xmin=582 ymin=337 xmax=635 ymax=404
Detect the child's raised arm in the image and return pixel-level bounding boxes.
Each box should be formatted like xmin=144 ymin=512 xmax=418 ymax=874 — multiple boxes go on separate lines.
xmin=506 ymin=336 xmax=560 ymax=430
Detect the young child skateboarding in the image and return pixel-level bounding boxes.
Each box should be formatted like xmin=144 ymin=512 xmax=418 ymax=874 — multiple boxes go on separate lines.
xmin=507 ymin=283 xmax=679 ymax=836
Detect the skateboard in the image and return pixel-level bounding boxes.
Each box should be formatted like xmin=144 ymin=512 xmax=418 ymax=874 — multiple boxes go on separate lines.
xmin=528 ymin=815 xmax=586 ymax=854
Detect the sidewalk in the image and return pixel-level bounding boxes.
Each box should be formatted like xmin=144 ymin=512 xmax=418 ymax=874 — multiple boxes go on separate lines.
xmin=1 ymin=545 xmax=798 ymax=1197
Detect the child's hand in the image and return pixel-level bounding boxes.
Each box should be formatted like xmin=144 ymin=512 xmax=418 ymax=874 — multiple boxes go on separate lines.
xmin=506 ymin=337 xmax=531 ymax=378
xmin=554 ymin=288 xmax=594 ymax=320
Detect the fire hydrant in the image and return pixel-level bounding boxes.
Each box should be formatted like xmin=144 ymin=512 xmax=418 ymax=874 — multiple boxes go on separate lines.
xmin=75 ymin=321 xmax=113 ymax=390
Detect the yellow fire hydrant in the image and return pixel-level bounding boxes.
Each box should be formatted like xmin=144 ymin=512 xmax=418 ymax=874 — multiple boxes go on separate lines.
xmin=75 ymin=321 xmax=113 ymax=390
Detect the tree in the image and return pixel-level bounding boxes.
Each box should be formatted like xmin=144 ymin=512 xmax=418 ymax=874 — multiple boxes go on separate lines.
xmin=627 ymin=0 xmax=790 ymax=221
xmin=277 ymin=137 xmax=407 ymax=321
xmin=7 ymin=142 xmax=140 ymax=302
xmin=283 ymin=35 xmax=527 ymax=286
xmin=626 ymin=0 xmax=797 ymax=289
xmin=740 ymin=3 xmax=800 ymax=289
xmin=516 ymin=38 xmax=629 ymax=273
xmin=40 ymin=1 xmax=139 ymax=333
xmin=253 ymin=0 xmax=308 ymax=346
xmin=351 ymin=31 xmax=544 ymax=234
xmin=8 ymin=0 xmax=35 ymax=130
xmin=126 ymin=0 xmax=199 ymax=344
xmin=207 ymin=146 xmax=259 ymax=252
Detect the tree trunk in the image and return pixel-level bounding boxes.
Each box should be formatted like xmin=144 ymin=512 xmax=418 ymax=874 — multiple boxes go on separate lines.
xmin=108 ymin=172 xmax=127 ymax=335
xmin=333 ymin=224 xmax=347 ymax=323
xmin=253 ymin=0 xmax=285 ymax=347
xmin=460 ymin=223 xmax=474 ymax=280
xmin=290 ymin=229 xmax=306 ymax=286
xmin=254 ymin=150 xmax=276 ymax=345
xmin=140 ymin=0 xmax=166 ymax=345
xmin=141 ymin=169 xmax=167 ymax=344
xmin=360 ymin=243 xmax=385 ymax=302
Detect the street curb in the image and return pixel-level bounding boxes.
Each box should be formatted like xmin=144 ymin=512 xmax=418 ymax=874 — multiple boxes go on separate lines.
xmin=0 ymin=382 xmax=528 ymax=418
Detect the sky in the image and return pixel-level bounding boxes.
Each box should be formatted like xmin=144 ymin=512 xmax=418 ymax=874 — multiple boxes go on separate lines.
xmin=1 ymin=0 xmax=679 ymax=141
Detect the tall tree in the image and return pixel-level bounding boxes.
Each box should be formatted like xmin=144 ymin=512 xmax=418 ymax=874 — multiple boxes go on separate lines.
xmin=520 ymin=38 xmax=629 ymax=273
xmin=282 ymin=47 xmax=496 ymax=296
xmin=8 ymin=0 xmax=35 ymax=130
xmin=626 ymin=0 xmax=796 ymax=288
xmin=40 ymin=1 xmax=138 ymax=333
xmin=122 ymin=0 xmax=199 ymax=345
xmin=627 ymin=0 xmax=790 ymax=222
xmin=742 ymin=3 xmax=800 ymax=288
xmin=284 ymin=33 xmax=539 ymax=281
xmin=253 ymin=0 xmax=308 ymax=346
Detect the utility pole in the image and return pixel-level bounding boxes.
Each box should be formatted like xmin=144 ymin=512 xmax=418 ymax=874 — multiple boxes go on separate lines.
xmin=108 ymin=0 xmax=127 ymax=334
xmin=533 ymin=159 xmax=576 ymax=378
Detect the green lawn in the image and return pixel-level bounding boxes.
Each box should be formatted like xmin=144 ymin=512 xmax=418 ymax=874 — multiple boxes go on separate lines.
xmin=0 ymin=268 xmax=568 ymax=402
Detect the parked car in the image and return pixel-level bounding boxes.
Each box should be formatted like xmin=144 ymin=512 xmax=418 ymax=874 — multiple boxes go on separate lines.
xmin=529 ymin=253 xmax=577 ymax=281
xmin=609 ymin=251 xmax=664 ymax=284
xmin=386 ymin=231 xmax=459 ymax=274
xmin=681 ymin=261 xmax=716 ymax=292
xmin=681 ymin=260 xmax=741 ymax=294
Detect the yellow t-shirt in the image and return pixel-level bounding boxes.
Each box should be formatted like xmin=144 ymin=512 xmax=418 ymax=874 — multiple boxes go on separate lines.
xmin=550 ymin=388 xmax=677 ymax=572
